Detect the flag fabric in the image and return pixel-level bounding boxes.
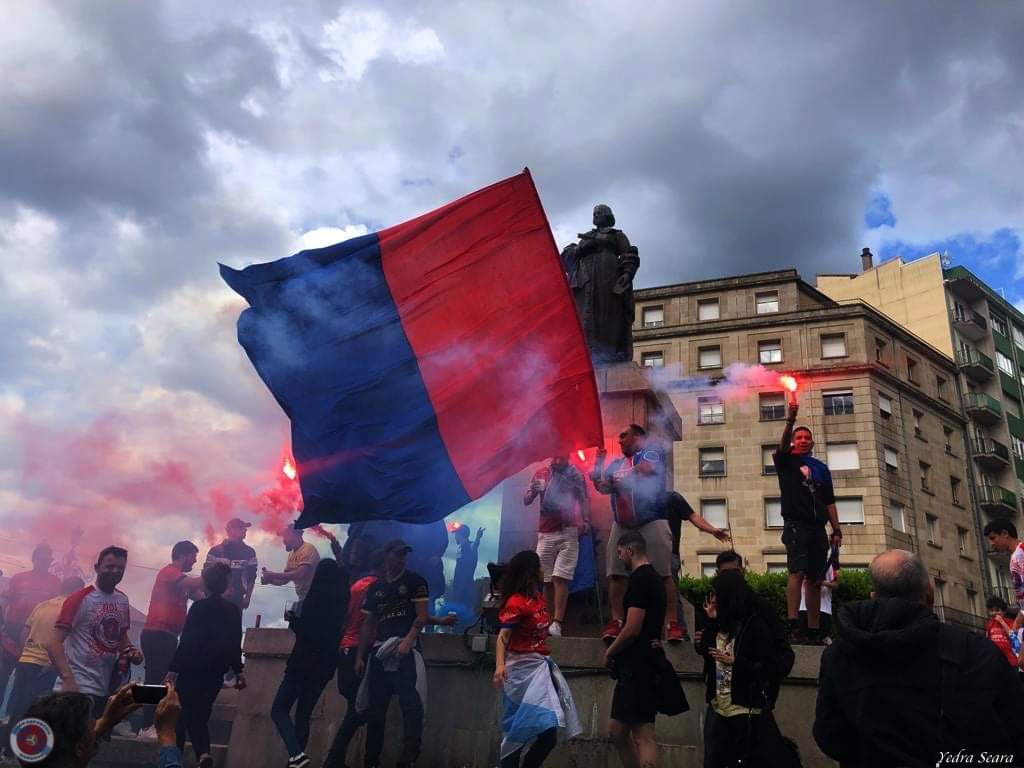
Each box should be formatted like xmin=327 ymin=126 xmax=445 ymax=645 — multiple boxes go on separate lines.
xmin=221 ymin=170 xmax=603 ymax=526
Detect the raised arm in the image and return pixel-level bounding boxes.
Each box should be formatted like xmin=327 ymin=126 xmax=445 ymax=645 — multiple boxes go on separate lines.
xmin=778 ymin=399 xmax=799 ymax=453
xmin=590 ymin=448 xmax=613 ymax=495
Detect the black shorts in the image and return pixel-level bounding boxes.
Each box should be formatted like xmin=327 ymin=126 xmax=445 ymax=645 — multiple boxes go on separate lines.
xmin=610 ymin=655 xmax=658 ymax=724
xmin=781 ymin=521 xmax=828 ymax=578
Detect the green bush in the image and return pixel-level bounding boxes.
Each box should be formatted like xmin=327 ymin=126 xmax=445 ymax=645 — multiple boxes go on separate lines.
xmin=678 ymin=569 xmax=873 ymax=628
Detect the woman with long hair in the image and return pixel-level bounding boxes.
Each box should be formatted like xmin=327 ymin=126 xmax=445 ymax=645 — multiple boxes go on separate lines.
xmin=169 ymin=562 xmax=245 ymax=768
xmin=493 ymin=551 xmax=580 ymax=768
xmin=270 ymin=558 xmax=349 ymax=768
xmin=697 ymin=569 xmax=800 ymax=767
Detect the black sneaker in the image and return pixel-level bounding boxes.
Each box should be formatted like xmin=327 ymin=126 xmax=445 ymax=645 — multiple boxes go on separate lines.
xmin=788 ymin=626 xmax=808 ymax=645
xmin=199 ymin=756 xmax=214 ymax=768
xmin=288 ymin=754 xmax=311 ymax=768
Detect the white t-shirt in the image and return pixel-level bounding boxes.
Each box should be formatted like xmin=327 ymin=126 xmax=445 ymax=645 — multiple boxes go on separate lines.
xmin=800 ymin=565 xmax=835 ymax=615
xmin=55 ymin=585 xmax=131 ymax=696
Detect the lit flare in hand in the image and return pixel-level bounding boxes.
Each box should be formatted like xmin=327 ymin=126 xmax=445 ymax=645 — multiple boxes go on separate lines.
xmin=779 ymin=375 xmax=798 ymax=393
xmin=282 ymin=458 xmax=297 ymax=480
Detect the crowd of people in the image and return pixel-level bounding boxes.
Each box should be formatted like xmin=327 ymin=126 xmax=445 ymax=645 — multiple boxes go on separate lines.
xmin=1 ymin=401 xmax=1024 ymax=767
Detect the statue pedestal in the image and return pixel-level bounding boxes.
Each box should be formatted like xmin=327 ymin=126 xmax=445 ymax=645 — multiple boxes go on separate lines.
xmin=498 ymin=362 xmax=681 ymax=635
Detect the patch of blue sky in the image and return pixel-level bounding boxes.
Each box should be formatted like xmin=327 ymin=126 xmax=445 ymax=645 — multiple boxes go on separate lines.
xmin=864 ymin=192 xmax=896 ymax=229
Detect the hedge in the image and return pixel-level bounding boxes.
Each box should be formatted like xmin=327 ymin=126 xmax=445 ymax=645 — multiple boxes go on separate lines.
xmin=678 ymin=569 xmax=873 ymax=628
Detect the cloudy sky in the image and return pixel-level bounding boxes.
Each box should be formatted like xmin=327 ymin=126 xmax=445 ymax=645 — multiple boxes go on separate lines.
xmin=1 ymin=1 xmax=1021 ymax=616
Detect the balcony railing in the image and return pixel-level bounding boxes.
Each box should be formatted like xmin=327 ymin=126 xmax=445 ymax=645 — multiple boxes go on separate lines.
xmin=951 ymin=308 xmax=988 ymax=341
xmin=964 ymin=391 xmax=1002 ymax=425
xmin=956 ymin=348 xmax=995 ymax=381
xmin=971 ymin=437 xmax=1011 ymax=469
xmin=978 ymin=484 xmax=1018 ymax=513
xmin=936 ymin=605 xmax=986 ymax=634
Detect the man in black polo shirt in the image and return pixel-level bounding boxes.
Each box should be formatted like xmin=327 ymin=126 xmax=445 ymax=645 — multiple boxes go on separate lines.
xmin=603 ymin=530 xmax=667 ymax=768
xmin=356 ymin=539 xmax=429 ymax=768
xmin=773 ymin=397 xmax=842 ymax=644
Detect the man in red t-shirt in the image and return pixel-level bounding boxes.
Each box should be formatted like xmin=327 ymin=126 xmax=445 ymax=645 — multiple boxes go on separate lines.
xmin=986 ymin=595 xmax=1020 ymax=667
xmin=137 ymin=541 xmax=203 ymax=738
xmin=524 ymin=456 xmax=589 ymax=637
xmin=0 ymin=544 xmax=60 ymax=694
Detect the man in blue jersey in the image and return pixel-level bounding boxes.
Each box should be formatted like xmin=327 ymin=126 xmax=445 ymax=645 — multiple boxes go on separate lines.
xmin=591 ymin=424 xmax=681 ymax=643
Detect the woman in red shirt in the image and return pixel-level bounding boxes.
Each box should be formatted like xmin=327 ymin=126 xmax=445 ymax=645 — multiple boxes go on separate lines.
xmin=493 ymin=551 xmax=580 ymax=768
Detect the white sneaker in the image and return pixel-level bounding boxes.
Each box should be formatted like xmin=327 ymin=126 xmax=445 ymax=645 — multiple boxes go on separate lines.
xmin=112 ymin=722 xmax=137 ymax=739
xmin=548 ymin=621 xmax=562 ymax=637
xmin=137 ymin=726 xmax=158 ymax=741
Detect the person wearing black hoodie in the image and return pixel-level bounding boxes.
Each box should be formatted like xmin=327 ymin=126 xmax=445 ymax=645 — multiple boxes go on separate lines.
xmin=696 ymin=569 xmax=798 ymax=767
xmin=270 ymin=557 xmax=349 ymax=768
xmin=168 ymin=562 xmax=245 ymax=768
xmin=814 ymin=549 xmax=1024 ymax=767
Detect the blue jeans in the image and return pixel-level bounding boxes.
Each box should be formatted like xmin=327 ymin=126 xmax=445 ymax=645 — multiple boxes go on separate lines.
xmin=271 ymin=666 xmax=333 ymax=757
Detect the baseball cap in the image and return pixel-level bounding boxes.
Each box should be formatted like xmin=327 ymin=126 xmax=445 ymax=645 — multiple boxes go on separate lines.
xmin=226 ymin=518 xmax=252 ymax=530
xmin=382 ymin=539 xmax=412 ymax=556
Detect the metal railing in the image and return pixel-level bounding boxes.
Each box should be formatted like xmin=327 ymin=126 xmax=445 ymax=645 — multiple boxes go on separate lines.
xmin=978 ymin=484 xmax=1018 ymax=509
xmin=936 ymin=605 xmax=986 ymax=634
xmin=951 ymin=308 xmax=987 ymax=332
xmin=956 ymin=347 xmax=995 ymax=372
xmin=971 ymin=437 xmax=1011 ymax=463
xmin=964 ymin=391 xmax=1002 ymax=416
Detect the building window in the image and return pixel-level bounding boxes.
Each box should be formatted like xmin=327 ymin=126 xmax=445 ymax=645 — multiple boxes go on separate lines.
xmin=950 ymin=477 xmax=962 ymax=505
xmin=879 ymin=392 xmax=893 ymax=420
xmin=926 ymin=514 xmax=940 ymax=545
xmin=919 ymin=461 xmax=931 ymax=491
xmin=967 ymin=590 xmax=978 ymax=615
xmin=997 ymin=350 xmax=1015 ymax=377
xmin=934 ymin=580 xmax=946 ymax=613
xmin=826 ymin=442 xmax=860 ymax=470
xmin=823 ymin=389 xmax=854 ymax=415
xmin=701 ymin=563 xmax=719 ymax=578
xmin=701 ymin=499 xmax=728 ymax=528
xmin=889 ymin=502 xmax=906 ymax=533
xmin=641 ymin=351 xmax=664 ymax=368
xmin=913 ymin=410 xmax=923 ymax=438
xmin=943 ymin=427 xmax=955 ymax=455
xmin=764 ymin=498 xmax=783 ymax=528
xmin=642 ymin=306 xmax=664 ymax=328
xmin=906 ymin=357 xmax=919 ymax=383
xmin=884 ymin=447 xmax=899 ymax=472
xmin=758 ymin=340 xmax=783 ymax=364
xmin=698 ymin=346 xmax=722 ymax=369
xmin=957 ymin=526 xmax=969 ymax=556
xmin=766 ymin=563 xmax=789 ymax=574
xmin=1012 ymin=436 xmax=1024 ymax=460
xmin=821 ymin=334 xmax=847 ymax=359
xmin=697 ymin=299 xmax=720 ymax=321
xmin=760 ymin=392 xmax=786 ymax=421
xmin=990 ymin=309 xmax=1009 ymax=337
xmin=875 ymin=338 xmax=888 ymax=364
xmin=1013 ymin=324 xmax=1024 ymax=351
xmin=698 ymin=397 xmax=724 ymax=425
xmin=936 ymin=376 xmax=948 ymax=401
xmin=762 ymin=445 xmax=776 ymax=475
xmin=699 ymin=447 xmax=726 ymax=477
xmin=756 ymin=291 xmax=779 ymax=314
xmin=836 ymin=497 xmax=865 ymax=525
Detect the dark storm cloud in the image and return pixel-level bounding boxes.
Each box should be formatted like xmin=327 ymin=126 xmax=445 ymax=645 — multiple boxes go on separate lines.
xmin=0 ymin=0 xmax=1021 ymax=425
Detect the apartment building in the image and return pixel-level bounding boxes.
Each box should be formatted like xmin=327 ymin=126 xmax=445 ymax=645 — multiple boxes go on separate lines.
xmin=818 ymin=252 xmax=1024 ymax=603
xmin=632 ymin=269 xmax=987 ymax=624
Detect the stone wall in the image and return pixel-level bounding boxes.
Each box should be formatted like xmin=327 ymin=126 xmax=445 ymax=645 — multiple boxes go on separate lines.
xmin=226 ymin=629 xmax=835 ymax=768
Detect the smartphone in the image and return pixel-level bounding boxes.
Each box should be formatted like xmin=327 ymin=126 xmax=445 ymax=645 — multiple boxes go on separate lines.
xmin=131 ymin=684 xmax=167 ymax=705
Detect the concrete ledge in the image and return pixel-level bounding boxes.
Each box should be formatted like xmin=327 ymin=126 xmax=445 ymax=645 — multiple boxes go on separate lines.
xmin=232 ymin=630 xmax=831 ymax=768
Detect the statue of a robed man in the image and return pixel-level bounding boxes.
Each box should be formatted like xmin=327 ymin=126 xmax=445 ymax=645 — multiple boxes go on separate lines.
xmin=561 ymin=204 xmax=639 ymax=365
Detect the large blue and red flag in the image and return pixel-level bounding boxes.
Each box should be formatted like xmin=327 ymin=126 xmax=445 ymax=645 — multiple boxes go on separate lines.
xmin=221 ymin=170 xmax=603 ymax=526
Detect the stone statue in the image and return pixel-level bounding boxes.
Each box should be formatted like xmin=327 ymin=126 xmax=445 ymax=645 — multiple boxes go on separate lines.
xmin=561 ymin=204 xmax=639 ymax=365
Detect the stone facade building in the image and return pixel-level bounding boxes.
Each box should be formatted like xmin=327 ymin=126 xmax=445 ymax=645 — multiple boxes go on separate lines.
xmin=632 ymin=269 xmax=987 ymax=625
xmin=818 ymin=252 xmax=1024 ymax=605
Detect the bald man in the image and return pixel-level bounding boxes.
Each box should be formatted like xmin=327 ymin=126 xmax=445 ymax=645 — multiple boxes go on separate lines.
xmin=814 ymin=549 xmax=1022 ymax=766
